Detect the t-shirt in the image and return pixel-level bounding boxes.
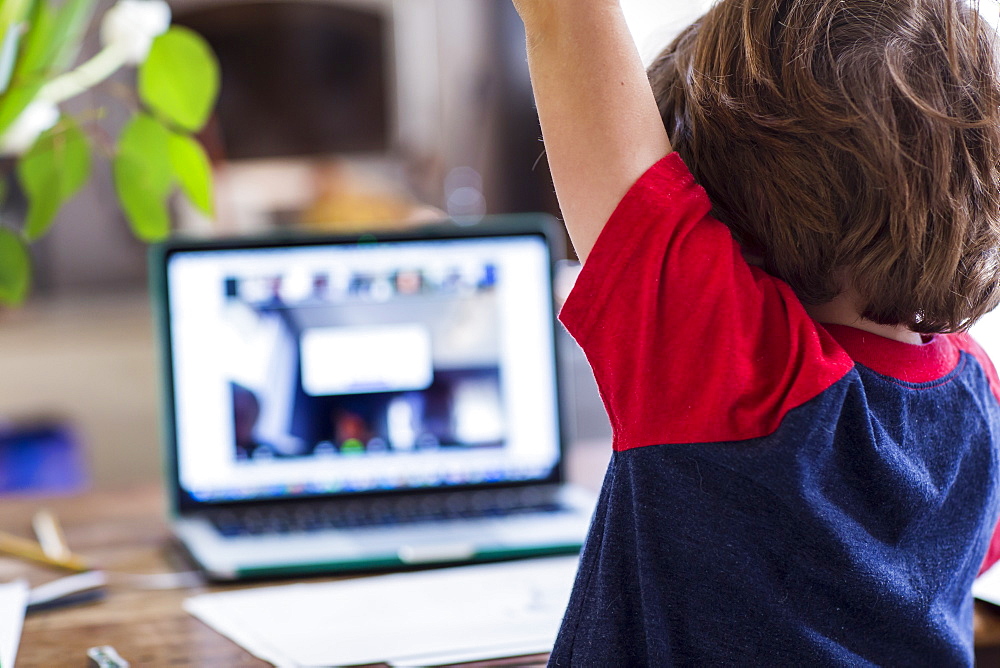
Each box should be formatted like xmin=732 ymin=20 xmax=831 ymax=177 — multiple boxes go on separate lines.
xmin=551 ymin=153 xmax=1000 ymax=666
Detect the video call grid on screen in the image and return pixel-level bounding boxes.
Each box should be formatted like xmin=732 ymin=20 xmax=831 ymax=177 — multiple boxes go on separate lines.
xmin=165 ymin=235 xmax=562 ymax=503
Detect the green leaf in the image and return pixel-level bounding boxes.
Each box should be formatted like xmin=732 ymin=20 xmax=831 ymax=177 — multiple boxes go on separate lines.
xmin=45 ymin=0 xmax=94 ymax=72
xmin=0 ymin=80 xmax=42 ymax=138
xmin=0 ymin=18 xmax=22 ymax=94
xmin=114 ymin=113 xmax=173 ymax=241
xmin=117 ymin=113 xmax=172 ymax=185
xmin=0 ymin=0 xmax=33 ymax=45
xmin=168 ymin=131 xmax=213 ymax=216
xmin=0 ymin=228 xmax=30 ymax=305
xmin=138 ymin=27 xmax=219 ymax=132
xmin=17 ymin=119 xmax=91 ymax=240
xmin=13 ymin=0 xmax=54 ymax=78
xmin=114 ymin=153 xmax=171 ymax=241
xmin=17 ymin=0 xmax=95 ymax=77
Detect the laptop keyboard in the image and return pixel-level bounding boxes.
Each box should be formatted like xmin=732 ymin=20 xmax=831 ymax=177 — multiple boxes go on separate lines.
xmin=206 ymin=488 xmax=568 ymax=538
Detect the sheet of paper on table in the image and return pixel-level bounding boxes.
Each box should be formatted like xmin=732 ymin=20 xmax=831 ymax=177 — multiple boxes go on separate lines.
xmin=184 ymin=555 xmax=579 ymax=667
xmin=0 ymin=579 xmax=28 ymax=668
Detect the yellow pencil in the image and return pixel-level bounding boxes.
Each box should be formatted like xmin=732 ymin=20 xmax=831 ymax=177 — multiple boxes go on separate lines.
xmin=0 ymin=529 xmax=89 ymax=572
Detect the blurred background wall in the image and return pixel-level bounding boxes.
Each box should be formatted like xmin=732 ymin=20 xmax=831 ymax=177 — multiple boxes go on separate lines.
xmin=0 ymin=0 xmax=718 ymax=490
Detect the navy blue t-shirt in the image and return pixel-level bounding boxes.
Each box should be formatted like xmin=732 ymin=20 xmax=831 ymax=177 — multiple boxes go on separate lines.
xmin=553 ymin=154 xmax=1000 ymax=665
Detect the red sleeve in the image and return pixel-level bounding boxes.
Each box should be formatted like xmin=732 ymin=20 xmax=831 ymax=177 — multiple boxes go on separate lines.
xmin=954 ymin=333 xmax=1000 ymax=575
xmin=559 ymin=153 xmax=853 ymax=451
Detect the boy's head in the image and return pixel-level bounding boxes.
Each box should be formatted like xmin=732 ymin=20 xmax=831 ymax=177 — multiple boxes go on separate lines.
xmin=649 ymin=0 xmax=1000 ymax=333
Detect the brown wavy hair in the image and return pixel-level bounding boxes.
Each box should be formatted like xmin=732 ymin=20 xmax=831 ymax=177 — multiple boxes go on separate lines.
xmin=648 ymin=0 xmax=1000 ymax=333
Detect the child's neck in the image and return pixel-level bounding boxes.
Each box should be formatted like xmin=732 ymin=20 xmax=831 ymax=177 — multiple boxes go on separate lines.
xmin=805 ymin=291 xmax=924 ymax=345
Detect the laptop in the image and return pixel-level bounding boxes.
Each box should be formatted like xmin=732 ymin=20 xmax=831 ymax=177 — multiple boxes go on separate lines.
xmin=150 ymin=215 xmax=597 ymax=580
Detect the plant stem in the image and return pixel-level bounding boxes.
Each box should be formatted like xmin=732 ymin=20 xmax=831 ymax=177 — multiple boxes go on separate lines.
xmin=38 ymin=44 xmax=128 ymax=105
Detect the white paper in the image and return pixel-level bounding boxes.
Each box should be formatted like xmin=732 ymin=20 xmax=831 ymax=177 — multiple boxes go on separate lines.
xmin=185 ymin=556 xmax=579 ymax=667
xmin=0 ymin=580 xmax=29 ymax=668
xmin=388 ymin=638 xmax=552 ymax=667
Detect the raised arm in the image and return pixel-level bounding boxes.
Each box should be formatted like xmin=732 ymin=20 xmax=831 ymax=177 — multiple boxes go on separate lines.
xmin=513 ymin=0 xmax=672 ymax=261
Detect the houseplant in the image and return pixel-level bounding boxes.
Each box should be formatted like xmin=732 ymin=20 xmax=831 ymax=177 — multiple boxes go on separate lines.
xmin=0 ymin=0 xmax=219 ymax=304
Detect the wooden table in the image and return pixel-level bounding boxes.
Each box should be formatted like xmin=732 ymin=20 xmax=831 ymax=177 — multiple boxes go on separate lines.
xmin=0 ymin=485 xmax=558 ymax=667
xmin=0 ymin=439 xmax=614 ymax=667
xmin=0 ymin=485 xmax=272 ymax=666
xmin=1 ymin=485 xmax=574 ymax=667
xmin=0 ymin=435 xmax=610 ymax=667
xmin=5 ymin=479 xmax=1000 ymax=666
xmin=0 ymin=482 xmax=584 ymax=667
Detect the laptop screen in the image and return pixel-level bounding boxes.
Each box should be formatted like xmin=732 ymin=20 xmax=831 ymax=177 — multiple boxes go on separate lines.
xmin=158 ymin=226 xmax=563 ymax=506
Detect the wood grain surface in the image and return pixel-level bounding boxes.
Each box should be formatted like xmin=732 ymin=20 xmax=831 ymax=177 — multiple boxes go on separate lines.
xmin=1 ymin=456 xmax=997 ymax=667
xmin=0 ymin=486 xmax=271 ymax=666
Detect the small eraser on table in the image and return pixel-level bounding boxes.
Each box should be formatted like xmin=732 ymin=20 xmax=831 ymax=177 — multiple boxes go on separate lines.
xmin=86 ymin=645 xmax=129 ymax=668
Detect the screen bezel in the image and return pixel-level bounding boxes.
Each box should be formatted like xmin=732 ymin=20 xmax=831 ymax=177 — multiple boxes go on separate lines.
xmin=150 ymin=215 xmax=569 ymax=514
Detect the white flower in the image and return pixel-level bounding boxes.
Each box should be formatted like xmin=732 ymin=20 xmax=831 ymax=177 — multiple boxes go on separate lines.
xmin=100 ymin=0 xmax=171 ymax=65
xmin=0 ymin=100 xmax=59 ymax=155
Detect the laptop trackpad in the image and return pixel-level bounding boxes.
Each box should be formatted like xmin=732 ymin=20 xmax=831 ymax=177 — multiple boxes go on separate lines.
xmin=350 ymin=522 xmax=499 ymax=553
xmin=397 ymin=543 xmax=476 ymax=564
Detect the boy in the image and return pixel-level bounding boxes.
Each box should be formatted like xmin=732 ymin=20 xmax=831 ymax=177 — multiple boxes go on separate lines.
xmin=512 ymin=0 xmax=1000 ymax=664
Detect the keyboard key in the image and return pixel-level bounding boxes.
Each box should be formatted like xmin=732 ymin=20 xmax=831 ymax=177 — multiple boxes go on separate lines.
xmin=206 ymin=488 xmax=569 ymax=536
